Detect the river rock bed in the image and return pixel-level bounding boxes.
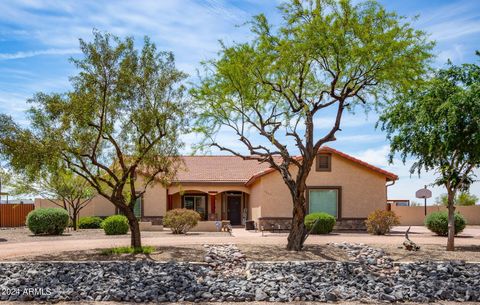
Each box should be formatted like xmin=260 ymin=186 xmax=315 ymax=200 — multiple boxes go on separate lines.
xmin=1 ymin=243 xmax=480 ymax=303
xmin=204 ymin=244 xmax=246 ymax=277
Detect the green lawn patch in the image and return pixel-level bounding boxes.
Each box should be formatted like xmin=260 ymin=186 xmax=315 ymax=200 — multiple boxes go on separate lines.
xmin=100 ymin=246 xmax=155 ymax=255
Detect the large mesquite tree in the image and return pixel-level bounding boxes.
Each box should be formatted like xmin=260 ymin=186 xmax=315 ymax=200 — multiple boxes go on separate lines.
xmin=0 ymin=32 xmax=187 ymax=247
xmin=379 ymin=56 xmax=480 ymax=251
xmin=192 ymin=0 xmax=433 ymax=250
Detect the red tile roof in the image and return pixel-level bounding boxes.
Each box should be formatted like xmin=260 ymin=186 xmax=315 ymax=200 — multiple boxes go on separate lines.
xmin=173 ymin=156 xmax=272 ymax=183
xmin=173 ymin=147 xmax=398 ymax=184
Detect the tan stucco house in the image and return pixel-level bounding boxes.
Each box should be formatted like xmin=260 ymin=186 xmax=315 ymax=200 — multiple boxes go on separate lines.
xmin=35 ymin=147 xmax=398 ymax=230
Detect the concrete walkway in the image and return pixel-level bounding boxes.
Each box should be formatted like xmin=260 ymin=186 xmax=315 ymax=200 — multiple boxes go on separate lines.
xmin=1 ymin=226 xmax=480 ymax=260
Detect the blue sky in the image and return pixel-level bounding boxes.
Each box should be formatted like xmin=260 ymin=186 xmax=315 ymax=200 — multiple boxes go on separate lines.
xmin=0 ymin=0 xmax=479 ymax=203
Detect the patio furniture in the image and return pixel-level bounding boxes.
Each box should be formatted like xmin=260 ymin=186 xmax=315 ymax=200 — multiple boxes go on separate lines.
xmin=221 ymin=220 xmax=231 ymax=232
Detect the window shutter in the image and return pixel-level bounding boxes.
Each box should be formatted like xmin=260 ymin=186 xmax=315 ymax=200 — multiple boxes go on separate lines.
xmin=317 ymin=154 xmax=331 ymax=171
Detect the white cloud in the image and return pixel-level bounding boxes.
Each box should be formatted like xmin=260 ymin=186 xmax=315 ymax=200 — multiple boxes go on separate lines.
xmin=417 ymin=0 xmax=480 ymax=42
xmin=437 ymin=44 xmax=465 ymax=63
xmin=336 ymin=134 xmax=385 ymax=144
xmin=313 ymin=113 xmax=377 ymax=130
xmin=0 ymin=48 xmax=81 ymax=60
xmin=351 ymin=145 xmax=390 ymax=167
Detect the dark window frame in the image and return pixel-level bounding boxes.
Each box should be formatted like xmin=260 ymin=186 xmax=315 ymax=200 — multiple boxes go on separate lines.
xmin=181 ymin=193 xmax=208 ymax=220
xmin=306 ymin=186 xmax=342 ymax=219
xmin=316 ymin=153 xmax=332 ymax=172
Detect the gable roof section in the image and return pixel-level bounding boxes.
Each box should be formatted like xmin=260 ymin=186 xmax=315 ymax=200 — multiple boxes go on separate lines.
xmin=171 ymin=147 xmax=398 ymax=185
xmin=244 ymin=146 xmax=398 ymax=185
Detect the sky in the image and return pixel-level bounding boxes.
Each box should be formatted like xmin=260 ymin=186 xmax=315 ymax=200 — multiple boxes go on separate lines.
xmin=0 ymin=0 xmax=479 ymax=204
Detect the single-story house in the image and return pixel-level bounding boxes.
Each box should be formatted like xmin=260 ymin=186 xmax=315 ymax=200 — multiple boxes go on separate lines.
xmin=35 ymin=147 xmax=398 ymax=230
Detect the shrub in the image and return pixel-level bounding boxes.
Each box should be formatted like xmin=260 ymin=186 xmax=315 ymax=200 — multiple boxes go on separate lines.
xmin=163 ymin=208 xmax=201 ymax=234
xmin=78 ymin=216 xmax=104 ymax=229
xmin=102 ymin=215 xmax=129 ymax=235
xmin=425 ymin=211 xmax=466 ymax=236
xmin=26 ymin=208 xmax=69 ymax=235
xmin=304 ymin=212 xmax=336 ymax=234
xmin=365 ymin=210 xmax=400 ymax=235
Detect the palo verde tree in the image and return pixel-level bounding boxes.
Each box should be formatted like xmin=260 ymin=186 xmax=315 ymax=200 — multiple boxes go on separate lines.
xmin=0 ymin=31 xmax=187 ymax=247
xmin=192 ymin=0 xmax=433 ymax=250
xmin=11 ymin=170 xmax=95 ymax=230
xmin=379 ymin=54 xmax=480 ymax=251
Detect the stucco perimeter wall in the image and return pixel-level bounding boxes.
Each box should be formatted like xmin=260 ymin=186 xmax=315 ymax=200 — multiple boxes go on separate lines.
xmin=391 ymin=205 xmax=480 ymax=226
xmin=250 ymin=154 xmax=388 ymax=221
xmin=34 ymin=197 xmax=115 ymax=217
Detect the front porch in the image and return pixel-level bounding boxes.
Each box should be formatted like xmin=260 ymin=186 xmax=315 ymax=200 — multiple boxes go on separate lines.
xmin=167 ymin=185 xmax=250 ymax=228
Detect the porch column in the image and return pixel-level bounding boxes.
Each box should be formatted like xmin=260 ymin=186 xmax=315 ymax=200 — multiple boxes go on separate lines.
xmin=209 ymin=193 xmax=216 ymax=213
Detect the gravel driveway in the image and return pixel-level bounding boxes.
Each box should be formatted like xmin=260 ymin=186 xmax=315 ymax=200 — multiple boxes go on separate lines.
xmin=1 ymin=226 xmax=480 ymax=261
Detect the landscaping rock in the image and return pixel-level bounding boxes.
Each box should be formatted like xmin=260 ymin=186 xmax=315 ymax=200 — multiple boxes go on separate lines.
xmin=1 ymin=243 xmax=480 ymax=302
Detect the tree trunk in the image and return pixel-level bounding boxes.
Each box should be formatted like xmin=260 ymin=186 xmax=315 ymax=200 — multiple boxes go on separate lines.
xmin=287 ymin=194 xmax=307 ymax=251
xmin=123 ymin=207 xmax=142 ymax=248
xmin=72 ymin=210 xmax=78 ymax=231
xmin=446 ymin=192 xmax=456 ymax=251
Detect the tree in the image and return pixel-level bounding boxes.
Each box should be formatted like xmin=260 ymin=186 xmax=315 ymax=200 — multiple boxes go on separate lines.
xmin=0 ymin=167 xmax=12 ymax=203
xmin=0 ymin=31 xmax=188 ymax=247
xmin=436 ymin=192 xmax=478 ymax=207
xmin=11 ymin=170 xmax=95 ymax=230
xmin=456 ymin=192 xmax=478 ymax=206
xmin=379 ymin=55 xmax=480 ymax=251
xmin=192 ymin=0 xmax=433 ymax=250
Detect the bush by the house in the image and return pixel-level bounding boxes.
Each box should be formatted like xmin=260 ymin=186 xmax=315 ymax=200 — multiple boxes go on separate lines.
xmin=163 ymin=208 xmax=201 ymax=234
xmin=304 ymin=212 xmax=336 ymax=234
xmin=101 ymin=215 xmax=129 ymax=235
xmin=365 ymin=210 xmax=400 ymax=235
xmin=26 ymin=208 xmax=69 ymax=235
xmin=425 ymin=211 xmax=466 ymax=236
xmin=78 ymin=216 xmax=104 ymax=229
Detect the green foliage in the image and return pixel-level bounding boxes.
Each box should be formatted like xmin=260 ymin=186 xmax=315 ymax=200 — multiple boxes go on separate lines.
xmin=191 ymin=0 xmax=432 ymax=250
xmin=192 ymin=0 xmax=433 ymax=151
xmin=304 ymin=212 xmax=336 ymax=234
xmin=102 ymin=215 xmax=129 ymax=235
xmin=163 ymin=208 xmax=201 ymax=234
xmin=26 ymin=208 xmax=69 ymax=235
xmin=0 ymin=31 xmax=189 ymax=247
xmin=379 ymin=54 xmax=480 ymax=249
xmin=456 ymin=192 xmax=478 ymax=206
xmin=365 ymin=210 xmax=400 ymax=235
xmin=78 ymin=216 xmax=104 ymax=229
xmin=379 ymin=56 xmax=480 ymax=193
xmin=425 ymin=211 xmax=466 ymax=236
xmin=100 ymin=246 xmax=155 ymax=255
xmin=436 ymin=192 xmax=478 ymax=206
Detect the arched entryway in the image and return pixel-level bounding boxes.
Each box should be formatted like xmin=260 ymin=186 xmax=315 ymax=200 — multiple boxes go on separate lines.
xmin=167 ymin=188 xmax=249 ymax=226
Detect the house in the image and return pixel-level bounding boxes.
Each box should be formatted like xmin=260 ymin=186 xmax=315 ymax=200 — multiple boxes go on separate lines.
xmin=34 ymin=147 xmax=398 ymax=230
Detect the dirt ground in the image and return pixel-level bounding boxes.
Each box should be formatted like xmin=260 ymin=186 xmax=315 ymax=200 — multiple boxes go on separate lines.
xmin=0 ymin=227 xmax=230 ymax=244
xmin=374 ymin=243 xmax=480 ymax=262
xmin=10 ymin=242 xmax=480 ymax=263
xmin=238 ymin=244 xmax=349 ymax=261
xmin=12 ymin=245 xmax=207 ymax=262
xmin=2 ymin=226 xmax=480 ymax=262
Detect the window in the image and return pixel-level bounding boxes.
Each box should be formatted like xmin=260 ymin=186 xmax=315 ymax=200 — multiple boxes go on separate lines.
xmin=133 ymin=197 xmax=142 ymax=218
xmin=308 ymin=188 xmax=339 ymax=218
xmin=316 ymin=154 xmax=331 ymax=171
xmin=183 ymin=195 xmax=207 ymax=220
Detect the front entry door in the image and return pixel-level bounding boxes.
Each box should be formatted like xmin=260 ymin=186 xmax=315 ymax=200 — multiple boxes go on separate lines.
xmin=227 ymin=195 xmax=242 ymax=225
